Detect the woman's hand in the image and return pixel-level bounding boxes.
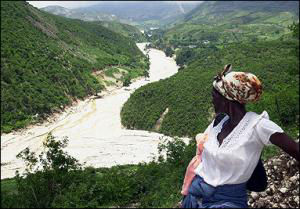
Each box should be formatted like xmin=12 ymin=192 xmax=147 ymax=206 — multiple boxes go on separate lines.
xmin=270 ymin=132 xmax=299 ymax=161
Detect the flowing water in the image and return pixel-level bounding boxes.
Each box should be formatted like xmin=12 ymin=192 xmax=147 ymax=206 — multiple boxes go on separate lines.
xmin=1 ymin=43 xmax=190 ymax=179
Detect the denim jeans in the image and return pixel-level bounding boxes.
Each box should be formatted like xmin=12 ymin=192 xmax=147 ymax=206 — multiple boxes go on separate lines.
xmin=182 ymin=175 xmax=248 ymax=208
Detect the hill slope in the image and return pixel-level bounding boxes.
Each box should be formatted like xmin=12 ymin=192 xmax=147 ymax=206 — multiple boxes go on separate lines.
xmin=42 ymin=2 xmax=201 ymax=30
xmin=41 ymin=5 xmax=119 ymax=22
xmin=94 ymin=21 xmax=146 ymax=42
xmin=41 ymin=5 xmax=146 ymax=42
xmin=121 ymin=38 xmax=299 ymax=143
xmin=153 ymin=1 xmax=299 ymax=49
xmin=1 ymin=1 xmax=148 ymax=133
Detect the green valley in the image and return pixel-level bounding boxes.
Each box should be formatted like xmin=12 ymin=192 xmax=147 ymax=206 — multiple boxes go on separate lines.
xmin=1 ymin=1 xmax=149 ymax=133
xmin=41 ymin=2 xmax=201 ymax=30
xmin=122 ymin=38 xmax=299 ymax=139
xmin=150 ymin=1 xmax=299 ymax=54
xmin=1 ymin=1 xmax=299 ymax=208
xmin=121 ymin=1 xmax=299 ymax=153
xmin=97 ymin=21 xmax=146 ymax=42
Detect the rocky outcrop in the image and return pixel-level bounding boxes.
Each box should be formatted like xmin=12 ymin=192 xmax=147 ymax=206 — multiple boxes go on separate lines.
xmin=248 ymin=150 xmax=299 ymax=208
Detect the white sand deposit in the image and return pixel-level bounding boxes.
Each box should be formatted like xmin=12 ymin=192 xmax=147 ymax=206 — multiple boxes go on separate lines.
xmin=1 ymin=43 xmax=190 ymax=179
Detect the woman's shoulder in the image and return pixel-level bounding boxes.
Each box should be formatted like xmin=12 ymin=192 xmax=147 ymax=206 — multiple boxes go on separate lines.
xmin=246 ymin=111 xmax=270 ymax=122
xmin=246 ymin=110 xmax=280 ymax=132
xmin=247 ymin=111 xmax=284 ymax=145
xmin=247 ymin=111 xmax=283 ymax=133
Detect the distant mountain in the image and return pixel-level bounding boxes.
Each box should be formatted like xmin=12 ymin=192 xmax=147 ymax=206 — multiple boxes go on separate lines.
xmin=41 ymin=2 xmax=201 ymax=29
xmin=40 ymin=5 xmax=73 ymax=16
xmin=75 ymin=1 xmax=200 ymax=21
xmin=183 ymin=1 xmax=299 ymax=23
xmin=157 ymin=1 xmax=299 ymax=49
xmin=41 ymin=5 xmax=146 ymax=42
xmin=41 ymin=5 xmax=119 ymax=22
xmin=1 ymin=1 xmax=147 ymax=133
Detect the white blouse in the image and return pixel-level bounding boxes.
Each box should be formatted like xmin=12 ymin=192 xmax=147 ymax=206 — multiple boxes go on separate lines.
xmin=194 ymin=111 xmax=284 ymax=187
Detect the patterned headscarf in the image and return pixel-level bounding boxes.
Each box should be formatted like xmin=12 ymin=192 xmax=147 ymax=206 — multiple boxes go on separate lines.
xmin=213 ymin=64 xmax=263 ymax=104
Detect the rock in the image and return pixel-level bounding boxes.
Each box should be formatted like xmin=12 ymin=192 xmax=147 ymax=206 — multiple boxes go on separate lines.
xmin=256 ymin=200 xmax=265 ymax=208
xmin=273 ymin=159 xmax=281 ymax=166
xmin=266 ymin=188 xmax=272 ymax=195
xmin=283 ymin=180 xmax=291 ymax=188
xmin=260 ymin=192 xmax=267 ymax=197
xmin=287 ymin=161 xmax=293 ymax=168
xmin=270 ymin=185 xmax=275 ymax=192
xmin=251 ymin=192 xmax=259 ymax=200
xmin=279 ymin=188 xmax=288 ymax=194
xmin=289 ymin=176 xmax=298 ymax=182
xmin=246 ymin=149 xmax=300 ymax=208
xmin=279 ymin=203 xmax=287 ymax=208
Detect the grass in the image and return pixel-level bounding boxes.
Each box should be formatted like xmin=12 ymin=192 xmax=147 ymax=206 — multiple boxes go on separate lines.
xmin=104 ymin=67 xmax=120 ymax=78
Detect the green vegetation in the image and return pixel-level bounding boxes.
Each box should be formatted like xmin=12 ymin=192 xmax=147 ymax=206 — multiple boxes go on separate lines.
xmin=1 ymin=133 xmax=196 ymax=208
xmin=98 ymin=57 xmax=149 ymax=88
xmin=122 ymin=1 xmax=299 ymax=146
xmin=104 ymin=67 xmax=120 ymax=78
xmin=1 ymin=1 xmax=299 ymax=208
xmin=98 ymin=21 xmax=146 ymax=42
xmin=289 ymin=22 xmax=299 ymax=38
xmin=121 ymin=38 xmax=299 ymax=157
xmin=150 ymin=1 xmax=299 ymax=54
xmin=1 ymin=1 xmax=148 ymax=133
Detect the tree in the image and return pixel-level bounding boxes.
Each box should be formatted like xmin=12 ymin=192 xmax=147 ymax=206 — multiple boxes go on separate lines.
xmin=14 ymin=133 xmax=82 ymax=208
xmin=288 ymin=22 xmax=299 ymax=38
xmin=165 ymin=46 xmax=174 ymax=57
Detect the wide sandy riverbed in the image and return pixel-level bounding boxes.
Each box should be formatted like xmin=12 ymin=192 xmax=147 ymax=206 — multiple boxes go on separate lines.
xmin=1 ymin=43 xmax=190 ymax=179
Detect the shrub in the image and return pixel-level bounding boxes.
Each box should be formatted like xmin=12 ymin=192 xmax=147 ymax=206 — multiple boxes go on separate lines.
xmin=122 ymin=74 xmax=132 ymax=87
xmin=275 ymin=88 xmax=299 ymax=125
xmin=13 ymin=133 xmax=82 ymax=208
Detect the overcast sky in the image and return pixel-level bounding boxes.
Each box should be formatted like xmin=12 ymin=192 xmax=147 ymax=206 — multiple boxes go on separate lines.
xmin=27 ymin=1 xmax=201 ymax=9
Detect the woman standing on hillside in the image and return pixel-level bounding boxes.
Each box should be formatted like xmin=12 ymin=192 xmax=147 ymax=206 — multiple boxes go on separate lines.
xmin=182 ymin=64 xmax=299 ymax=208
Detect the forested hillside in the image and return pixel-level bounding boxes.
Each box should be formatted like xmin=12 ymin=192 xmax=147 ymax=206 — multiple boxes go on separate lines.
xmin=41 ymin=5 xmax=119 ymax=22
xmin=122 ymin=37 xmax=299 ymax=142
xmin=1 ymin=1 xmax=148 ymax=133
xmin=151 ymin=1 xmax=299 ymax=52
xmin=41 ymin=6 xmax=146 ymax=42
xmin=132 ymin=1 xmax=299 ymax=144
xmin=96 ymin=21 xmax=146 ymax=42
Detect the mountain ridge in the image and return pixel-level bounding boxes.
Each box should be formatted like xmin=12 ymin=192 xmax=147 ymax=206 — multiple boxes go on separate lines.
xmin=40 ymin=2 xmax=201 ymax=29
xmin=150 ymin=0 xmax=299 ymax=53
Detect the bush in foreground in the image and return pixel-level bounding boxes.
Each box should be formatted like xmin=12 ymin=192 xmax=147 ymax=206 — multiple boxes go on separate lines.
xmin=1 ymin=134 xmax=195 ymax=208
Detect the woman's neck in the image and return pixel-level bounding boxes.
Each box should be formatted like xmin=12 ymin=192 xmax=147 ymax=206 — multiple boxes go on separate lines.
xmin=226 ymin=103 xmax=246 ymax=127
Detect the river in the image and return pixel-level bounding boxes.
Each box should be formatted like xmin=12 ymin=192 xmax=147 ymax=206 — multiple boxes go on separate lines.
xmin=1 ymin=43 xmax=190 ymax=179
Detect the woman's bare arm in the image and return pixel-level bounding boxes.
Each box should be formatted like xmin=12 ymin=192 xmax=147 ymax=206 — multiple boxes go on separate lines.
xmin=270 ymin=132 xmax=299 ymax=161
